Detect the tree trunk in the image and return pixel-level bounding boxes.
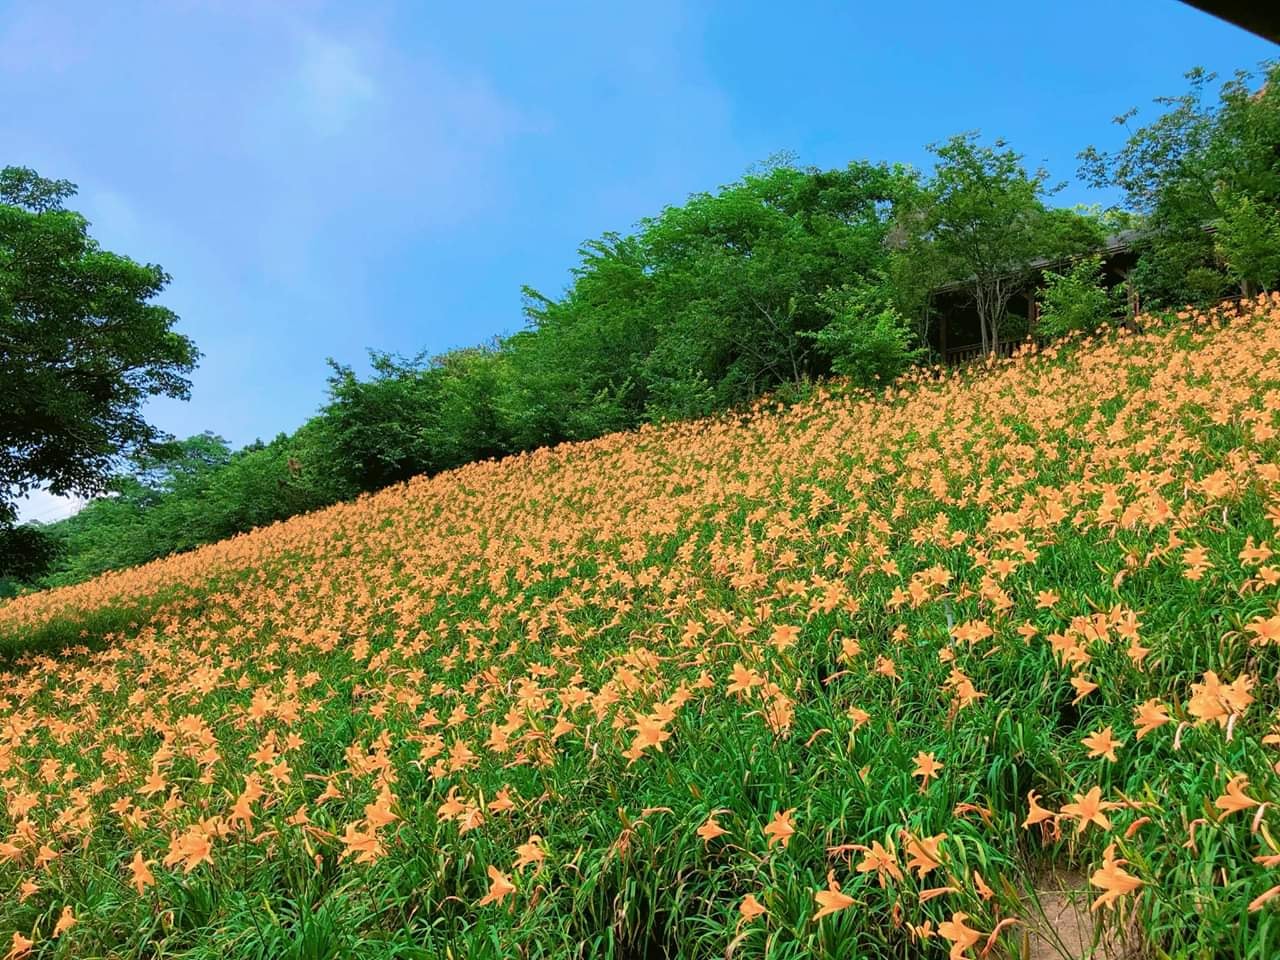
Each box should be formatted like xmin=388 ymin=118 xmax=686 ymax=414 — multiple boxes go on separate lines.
xmin=975 ymin=292 xmax=1001 ymax=356
xmin=974 ymin=285 xmax=990 ymax=355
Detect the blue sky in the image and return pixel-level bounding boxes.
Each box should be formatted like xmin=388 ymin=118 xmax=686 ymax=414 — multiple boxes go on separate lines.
xmin=5 ymin=0 xmax=1276 ymax=521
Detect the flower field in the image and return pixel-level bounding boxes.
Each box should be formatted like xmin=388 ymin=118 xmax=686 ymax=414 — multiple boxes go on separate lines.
xmin=4 ymin=297 xmax=1280 ymax=958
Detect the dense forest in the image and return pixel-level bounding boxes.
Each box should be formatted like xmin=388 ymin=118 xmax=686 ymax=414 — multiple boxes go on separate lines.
xmin=4 ymin=61 xmax=1279 ymax=593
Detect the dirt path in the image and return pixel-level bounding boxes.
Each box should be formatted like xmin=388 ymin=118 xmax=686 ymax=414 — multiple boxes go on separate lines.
xmin=1019 ymin=869 xmax=1141 ymax=960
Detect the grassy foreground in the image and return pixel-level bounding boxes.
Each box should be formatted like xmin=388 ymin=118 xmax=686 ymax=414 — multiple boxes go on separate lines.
xmin=4 ymin=297 xmax=1280 ymax=959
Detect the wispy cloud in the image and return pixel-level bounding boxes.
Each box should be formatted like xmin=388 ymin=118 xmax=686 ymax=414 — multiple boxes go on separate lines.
xmin=292 ymin=32 xmax=379 ymax=138
xmin=14 ymin=489 xmax=88 ymax=525
xmin=0 ymin=0 xmax=540 ymax=444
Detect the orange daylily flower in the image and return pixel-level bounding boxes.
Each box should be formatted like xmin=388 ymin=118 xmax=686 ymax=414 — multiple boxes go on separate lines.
xmin=126 ymin=851 xmax=155 ymax=895
xmin=1246 ymin=613 xmax=1280 ymax=646
xmin=847 ymin=706 xmax=871 ymax=730
xmin=52 ymin=906 xmax=76 ymax=938
xmin=1090 ymin=843 xmax=1143 ymax=911
xmin=1133 ymin=699 xmax=1171 ymax=739
xmin=912 ymin=751 xmax=943 ymax=789
xmin=696 ymin=814 xmax=728 ymax=845
xmin=1082 ymin=726 xmax=1123 ymax=762
xmin=1023 ymin=790 xmax=1055 ymax=829
xmin=138 ymin=770 xmax=167 ymax=797
xmin=937 ymin=911 xmax=982 ymax=960
xmin=855 ymin=840 xmax=904 ymax=887
xmin=1059 ymin=786 xmax=1112 ymax=835
xmin=1215 ymin=775 xmax=1260 ymax=816
xmin=973 ymin=870 xmax=994 ymax=901
xmin=5 ymin=933 xmax=33 ymax=960
xmin=1188 ymin=671 xmax=1255 ymax=727
xmin=726 ymin=662 xmax=763 ymax=697
xmin=903 ymin=832 xmax=946 ymax=878
xmin=812 ymin=870 xmax=856 ymax=920
xmin=738 ymin=893 xmax=767 ymax=922
xmin=338 ymin=822 xmax=385 ymax=865
xmin=1069 ymin=675 xmax=1098 ymax=705
xmin=513 ymin=836 xmax=546 ymax=871
xmin=162 ymin=825 xmax=214 ymax=874
xmin=487 ymin=786 xmax=517 ymax=814
xmin=363 ymin=785 xmax=399 ymax=829
xmin=477 ymin=865 xmax=516 ymax=906
xmin=769 ymin=624 xmax=800 ymax=652
xmin=763 ymin=809 xmax=796 ymax=849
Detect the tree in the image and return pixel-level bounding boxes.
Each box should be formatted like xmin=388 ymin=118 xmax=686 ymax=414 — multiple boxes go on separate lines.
xmin=1215 ymin=193 xmax=1280 ymax=293
xmin=321 ymin=352 xmax=449 ymax=491
xmin=507 ymin=233 xmax=654 ymax=445
xmin=1079 ymin=62 xmax=1280 ymax=305
xmin=37 ymin=430 xmax=341 ymax=586
xmin=638 ymin=162 xmax=916 ymax=409
xmin=881 ymin=197 xmax=951 ymax=352
xmin=911 ymin=135 xmax=1103 ymax=355
xmin=519 ymin=160 xmax=918 ymax=423
xmin=431 ymin=346 xmax=513 ymax=468
xmin=0 ymin=524 xmax=62 ymax=594
xmin=1035 ymin=256 xmax=1123 ymax=339
xmin=0 ymin=165 xmax=198 ymax=523
xmin=36 ymin=434 xmax=230 ymax=583
xmin=803 ymin=281 xmax=924 ymax=386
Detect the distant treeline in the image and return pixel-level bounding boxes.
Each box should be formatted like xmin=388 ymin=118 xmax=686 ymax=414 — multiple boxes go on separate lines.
xmin=7 ymin=62 xmax=1279 ymax=591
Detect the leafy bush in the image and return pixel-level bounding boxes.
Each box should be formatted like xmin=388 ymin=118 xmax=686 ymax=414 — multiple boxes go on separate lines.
xmin=804 ymin=283 xmax=924 ymax=386
xmin=1216 ymin=193 xmax=1280 ymax=294
xmin=1080 ymin=61 xmax=1280 ymax=308
xmin=997 ymin=310 xmax=1029 ymax=342
xmin=1036 ymin=256 xmax=1121 ymax=339
xmin=0 ymin=523 xmax=62 ymax=594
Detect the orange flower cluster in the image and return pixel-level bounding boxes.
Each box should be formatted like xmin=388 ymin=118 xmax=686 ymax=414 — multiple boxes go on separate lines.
xmin=3 ymin=295 xmax=1280 ymax=954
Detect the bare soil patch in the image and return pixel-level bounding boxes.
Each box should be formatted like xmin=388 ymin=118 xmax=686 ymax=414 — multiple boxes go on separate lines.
xmin=1017 ymin=868 xmax=1144 ymax=960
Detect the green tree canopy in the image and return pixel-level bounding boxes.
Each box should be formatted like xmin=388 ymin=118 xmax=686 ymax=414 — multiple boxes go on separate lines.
xmin=1079 ymin=61 xmax=1280 ymax=303
xmin=522 ymin=160 xmax=919 ymax=423
xmin=903 ymin=134 xmax=1104 ymax=354
xmin=0 ymin=166 xmax=198 ymax=523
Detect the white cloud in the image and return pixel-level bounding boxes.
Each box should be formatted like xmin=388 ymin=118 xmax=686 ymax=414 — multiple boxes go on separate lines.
xmin=293 ymin=32 xmax=379 ymax=137
xmin=235 ymin=21 xmax=535 ymax=287
xmin=14 ymin=488 xmax=89 ymax=525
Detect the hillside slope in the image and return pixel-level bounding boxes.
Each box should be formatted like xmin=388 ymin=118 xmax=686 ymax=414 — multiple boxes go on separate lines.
xmin=3 ymin=297 xmax=1280 ymax=958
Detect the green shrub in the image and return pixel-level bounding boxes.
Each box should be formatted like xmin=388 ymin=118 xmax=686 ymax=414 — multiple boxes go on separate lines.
xmin=804 ymin=283 xmax=924 ymax=386
xmin=0 ymin=523 xmax=62 ymax=588
xmin=1036 ymin=256 xmax=1122 ymax=339
xmin=1215 ymin=193 xmax=1280 ymax=294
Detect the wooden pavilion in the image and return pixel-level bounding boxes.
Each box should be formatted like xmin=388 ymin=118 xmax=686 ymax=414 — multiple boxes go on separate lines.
xmin=929 ymin=232 xmax=1142 ymax=366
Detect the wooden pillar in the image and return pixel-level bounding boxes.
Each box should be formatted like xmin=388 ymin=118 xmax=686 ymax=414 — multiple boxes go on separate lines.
xmin=938 ymin=304 xmax=948 ymax=362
